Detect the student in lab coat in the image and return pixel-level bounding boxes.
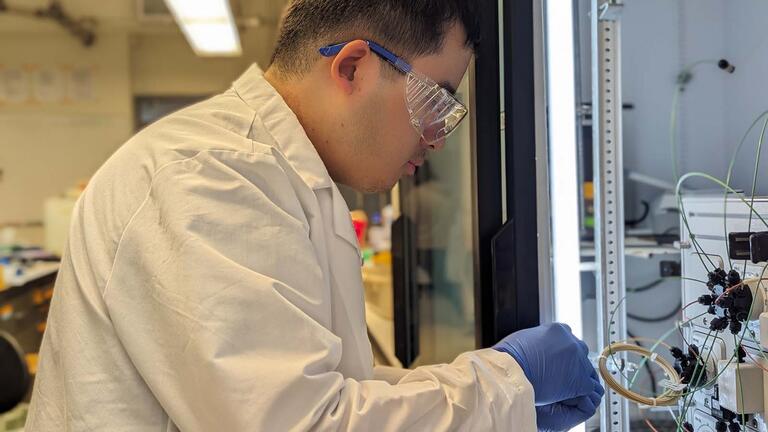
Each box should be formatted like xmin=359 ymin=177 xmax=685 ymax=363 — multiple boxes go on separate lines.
xmin=27 ymin=1 xmax=603 ymax=430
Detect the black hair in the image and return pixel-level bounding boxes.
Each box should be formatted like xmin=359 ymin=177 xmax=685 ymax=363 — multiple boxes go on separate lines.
xmin=270 ymin=0 xmax=481 ymax=77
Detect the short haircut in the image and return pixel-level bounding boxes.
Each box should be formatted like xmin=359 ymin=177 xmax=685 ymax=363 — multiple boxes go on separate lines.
xmin=269 ymin=0 xmax=481 ymax=78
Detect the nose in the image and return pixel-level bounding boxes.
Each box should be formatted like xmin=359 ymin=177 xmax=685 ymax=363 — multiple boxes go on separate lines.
xmin=426 ymin=136 xmax=446 ymax=151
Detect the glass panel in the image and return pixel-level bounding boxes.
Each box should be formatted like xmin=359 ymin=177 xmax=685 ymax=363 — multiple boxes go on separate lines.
xmin=404 ymin=71 xmax=476 ymax=367
xmin=355 ymin=71 xmax=476 ymax=368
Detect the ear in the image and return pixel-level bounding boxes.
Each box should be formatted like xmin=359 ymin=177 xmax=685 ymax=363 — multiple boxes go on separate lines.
xmin=329 ymin=39 xmax=375 ymax=95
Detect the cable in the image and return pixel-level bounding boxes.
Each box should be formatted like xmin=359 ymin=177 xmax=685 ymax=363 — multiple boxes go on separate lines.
xmin=671 ymin=85 xmax=683 ymax=182
xmin=628 ymin=277 xmax=707 ymax=294
xmin=745 ymin=346 xmax=768 ymax=373
xmin=722 ymin=110 xmax=768 ymax=270
xmin=628 ymin=302 xmax=682 ymax=323
xmin=676 ymin=329 xmax=715 ymax=430
xmin=677 ymin=190 xmax=717 ymax=271
xmin=625 ymin=313 xmax=705 ymax=391
xmin=627 ymin=329 xmax=659 ymax=396
xmin=742 ymin=116 xmax=768 ymax=272
xmin=734 ymin=334 xmax=747 ymax=428
xmin=677 ymin=320 xmax=691 ymax=351
xmin=627 ymin=278 xmax=665 ymax=293
xmin=677 ymin=172 xmax=768 ymax=236
xmin=673 ymin=264 xmax=768 ymax=430
xmin=598 ymin=342 xmax=682 ymax=406
xmin=644 ymin=418 xmax=660 ymax=432
xmin=604 ymin=268 xmax=764 ymax=424
xmin=682 ymin=300 xmax=699 ymax=311
xmin=670 ymin=59 xmax=727 ymax=184
xmin=626 ymin=201 xmax=651 ymax=227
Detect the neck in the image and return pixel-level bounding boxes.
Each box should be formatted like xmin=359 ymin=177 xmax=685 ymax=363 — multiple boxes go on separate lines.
xmin=264 ymin=68 xmax=324 ymax=148
xmin=264 ymin=67 xmax=337 ymax=177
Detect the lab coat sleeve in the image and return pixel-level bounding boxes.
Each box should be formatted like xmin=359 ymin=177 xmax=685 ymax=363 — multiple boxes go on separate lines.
xmin=372 ymin=365 xmax=411 ymax=384
xmin=104 ymin=150 xmax=536 ymax=432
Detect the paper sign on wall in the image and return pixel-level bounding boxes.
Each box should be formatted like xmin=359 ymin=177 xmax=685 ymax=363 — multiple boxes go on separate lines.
xmin=1 ymin=67 xmax=29 ymax=103
xmin=32 ymin=67 xmax=65 ymax=103
xmin=66 ymin=67 xmax=94 ymax=101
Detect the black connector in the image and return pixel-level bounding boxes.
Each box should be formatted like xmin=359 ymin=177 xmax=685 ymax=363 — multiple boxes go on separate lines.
xmin=708 ymin=269 xmax=728 ymax=290
xmin=728 ymin=232 xmax=753 ymax=260
xmin=727 ymin=270 xmax=741 ymax=287
xmin=729 ymin=319 xmax=741 ymax=335
xmin=721 ymin=408 xmax=737 ymax=423
xmin=710 ymin=317 xmax=729 ymax=332
xmin=750 ymin=232 xmax=768 ymax=263
xmin=728 ymin=231 xmax=768 ymax=263
xmin=698 ymin=294 xmax=716 ymax=306
xmin=671 ymin=345 xmax=708 ymax=386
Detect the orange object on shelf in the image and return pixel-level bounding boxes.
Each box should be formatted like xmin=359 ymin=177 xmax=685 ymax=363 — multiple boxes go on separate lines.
xmin=33 ymin=289 xmax=45 ymax=305
xmin=373 ymin=250 xmax=392 ymax=265
xmin=0 ymin=304 xmax=12 ymax=320
xmin=26 ymin=353 xmax=39 ymax=375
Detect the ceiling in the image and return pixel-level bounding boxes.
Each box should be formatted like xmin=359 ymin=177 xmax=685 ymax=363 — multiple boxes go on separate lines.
xmin=0 ymin=0 xmax=288 ymax=33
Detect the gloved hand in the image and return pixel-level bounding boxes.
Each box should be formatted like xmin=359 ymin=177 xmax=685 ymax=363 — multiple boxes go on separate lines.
xmin=535 ymin=370 xmax=604 ymax=431
xmin=492 ymin=323 xmax=604 ymax=406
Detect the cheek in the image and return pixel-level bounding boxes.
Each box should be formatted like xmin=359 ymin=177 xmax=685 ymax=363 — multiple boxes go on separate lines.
xmin=382 ymin=89 xmax=420 ymax=152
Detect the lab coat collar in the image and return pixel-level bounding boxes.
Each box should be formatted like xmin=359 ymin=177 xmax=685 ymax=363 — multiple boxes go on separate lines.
xmin=233 ymin=64 xmax=333 ymax=190
xmin=234 ymin=64 xmax=360 ymax=253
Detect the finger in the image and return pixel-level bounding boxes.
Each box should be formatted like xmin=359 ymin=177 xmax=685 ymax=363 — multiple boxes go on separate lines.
xmin=592 ymin=378 xmax=605 ymax=398
xmin=590 ymin=366 xmax=599 ymax=381
xmin=588 ymin=389 xmax=602 ymax=407
xmin=578 ymin=355 xmax=597 ymax=381
xmin=565 ymin=375 xmax=596 ymax=402
xmin=578 ymin=339 xmax=590 ymax=356
xmin=562 ymin=395 xmax=598 ymax=415
xmin=575 ymin=395 xmax=598 ymax=414
xmin=564 ymin=362 xmax=597 ymax=399
xmin=538 ymin=400 xmax=595 ymax=430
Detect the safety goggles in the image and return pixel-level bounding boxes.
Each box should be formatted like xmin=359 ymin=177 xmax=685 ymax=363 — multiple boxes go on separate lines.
xmin=319 ymin=40 xmax=468 ymax=145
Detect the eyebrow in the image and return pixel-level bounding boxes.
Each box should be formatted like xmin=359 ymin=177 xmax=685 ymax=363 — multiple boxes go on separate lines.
xmin=440 ymin=81 xmax=457 ymax=95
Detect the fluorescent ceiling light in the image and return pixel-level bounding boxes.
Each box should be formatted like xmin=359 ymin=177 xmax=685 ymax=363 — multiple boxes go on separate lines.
xmin=164 ymin=0 xmax=242 ymax=57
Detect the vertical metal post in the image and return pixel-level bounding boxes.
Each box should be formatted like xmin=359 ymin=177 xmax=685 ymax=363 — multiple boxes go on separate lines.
xmin=592 ymin=1 xmax=628 ymax=431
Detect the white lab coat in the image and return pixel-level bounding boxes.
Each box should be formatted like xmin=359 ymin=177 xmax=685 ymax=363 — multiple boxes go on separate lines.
xmin=27 ymin=64 xmax=536 ymax=431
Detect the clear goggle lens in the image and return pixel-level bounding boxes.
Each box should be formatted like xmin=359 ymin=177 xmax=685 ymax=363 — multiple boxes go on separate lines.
xmin=405 ymin=71 xmax=468 ymax=144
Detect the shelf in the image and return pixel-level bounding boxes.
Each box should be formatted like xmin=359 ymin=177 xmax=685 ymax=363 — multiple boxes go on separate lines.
xmin=581 ymin=236 xmax=679 ymax=262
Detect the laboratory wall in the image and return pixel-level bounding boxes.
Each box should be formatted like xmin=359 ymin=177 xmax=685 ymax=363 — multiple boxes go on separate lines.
xmin=0 ymin=32 xmax=134 ymax=226
xmin=131 ymin=28 xmax=276 ymax=96
xmin=0 ymin=18 xmax=280 ymax=228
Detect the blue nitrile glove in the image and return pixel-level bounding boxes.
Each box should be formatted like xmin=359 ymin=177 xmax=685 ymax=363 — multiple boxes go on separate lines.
xmin=492 ymin=323 xmax=604 ymax=406
xmin=535 ymin=370 xmax=604 ymax=431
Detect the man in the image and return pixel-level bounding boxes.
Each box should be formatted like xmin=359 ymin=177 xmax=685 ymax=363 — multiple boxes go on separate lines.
xmin=28 ymin=1 xmax=603 ymax=430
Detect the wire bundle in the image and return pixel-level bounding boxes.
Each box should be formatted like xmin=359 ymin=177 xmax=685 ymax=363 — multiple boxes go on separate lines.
xmin=598 ymin=342 xmax=682 ymax=406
